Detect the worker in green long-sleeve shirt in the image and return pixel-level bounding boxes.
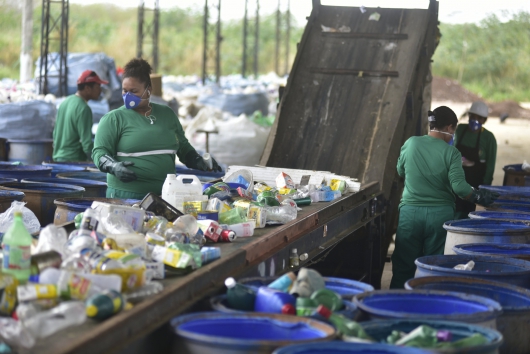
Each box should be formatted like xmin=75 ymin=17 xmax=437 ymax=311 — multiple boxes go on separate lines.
xmin=390 ymin=106 xmax=499 ymax=289
xmin=454 ymin=101 xmax=497 ymax=219
xmin=53 ymin=70 xmax=108 ymax=161
xmin=92 ymin=58 xmax=222 ymax=200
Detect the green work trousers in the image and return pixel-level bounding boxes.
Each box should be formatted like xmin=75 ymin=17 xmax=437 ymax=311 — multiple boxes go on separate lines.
xmin=106 ymin=186 xmax=147 ymax=201
xmin=390 ymin=204 xmax=455 ymax=289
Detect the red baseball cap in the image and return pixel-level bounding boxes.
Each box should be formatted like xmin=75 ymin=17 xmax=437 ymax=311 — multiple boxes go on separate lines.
xmin=77 ymin=70 xmax=109 ymax=85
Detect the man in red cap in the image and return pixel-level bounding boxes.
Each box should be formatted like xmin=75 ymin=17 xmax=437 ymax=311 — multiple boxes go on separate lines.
xmin=53 ymin=70 xmax=109 ymax=161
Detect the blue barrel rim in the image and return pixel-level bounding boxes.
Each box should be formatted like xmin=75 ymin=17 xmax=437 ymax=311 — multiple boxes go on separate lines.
xmin=469 ymin=211 xmax=530 ymax=220
xmin=0 ymin=165 xmax=52 ymax=172
xmin=405 ymin=275 xmax=530 ymax=312
xmin=453 ymin=243 xmax=530 ymax=260
xmin=0 ymin=182 xmax=86 ymax=194
xmin=415 ymin=254 xmax=530 ymax=277
xmin=353 ymin=289 xmax=503 ymax=323
xmin=42 ymin=160 xmax=95 ymax=168
xmin=209 ymin=293 xmax=357 ymax=317
xmin=488 ymin=204 xmax=530 ymax=213
xmin=21 ymin=177 xmax=107 ymax=187
xmin=479 ymin=184 xmax=530 ymax=193
xmin=171 ymin=311 xmax=336 ymax=347
xmin=273 ymin=341 xmax=432 ymax=354
xmin=54 ymin=197 xmax=139 ymax=211
xmin=443 ymin=218 xmax=530 ymax=234
xmin=56 ymin=171 xmax=107 ymax=182
xmin=0 ymin=190 xmax=25 ymax=200
xmin=7 ymin=139 xmax=53 ymax=143
xmin=359 ymin=319 xmax=503 ymax=351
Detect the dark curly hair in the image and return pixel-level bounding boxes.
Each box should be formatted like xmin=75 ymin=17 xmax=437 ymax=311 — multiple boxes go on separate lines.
xmin=123 ymin=58 xmax=152 ymax=88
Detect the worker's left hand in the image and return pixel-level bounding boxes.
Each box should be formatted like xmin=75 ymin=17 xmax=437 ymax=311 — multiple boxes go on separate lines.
xmin=470 ymin=188 xmax=500 ymax=206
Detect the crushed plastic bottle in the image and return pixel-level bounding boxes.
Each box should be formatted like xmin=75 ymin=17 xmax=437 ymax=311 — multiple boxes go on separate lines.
xmin=22 ymin=301 xmax=86 ymax=339
xmin=265 ymin=199 xmax=298 ymax=224
xmin=33 ymin=224 xmax=68 ymax=257
xmin=0 ymin=317 xmax=35 ymax=349
xmin=454 ymin=260 xmax=475 ymax=271
xmin=124 ymin=282 xmax=164 ymax=304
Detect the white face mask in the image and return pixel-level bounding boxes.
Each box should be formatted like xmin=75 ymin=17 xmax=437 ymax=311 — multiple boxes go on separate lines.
xmin=431 ymin=130 xmax=454 ymax=145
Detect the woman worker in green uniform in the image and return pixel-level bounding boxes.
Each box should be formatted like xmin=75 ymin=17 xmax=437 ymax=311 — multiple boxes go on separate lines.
xmin=92 ymin=58 xmax=221 ymax=200
xmin=454 ymin=101 xmax=497 ymax=219
xmin=390 ymin=106 xmax=498 ymax=289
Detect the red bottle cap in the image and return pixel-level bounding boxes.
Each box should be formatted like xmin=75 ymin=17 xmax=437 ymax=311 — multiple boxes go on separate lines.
xmin=316 ymin=305 xmax=332 ymax=319
xmin=281 ymin=303 xmax=296 ymax=315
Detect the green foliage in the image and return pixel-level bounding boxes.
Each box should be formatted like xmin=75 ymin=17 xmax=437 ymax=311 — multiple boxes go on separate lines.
xmin=0 ymin=3 xmax=301 ymax=80
xmin=433 ymin=12 xmax=530 ymax=102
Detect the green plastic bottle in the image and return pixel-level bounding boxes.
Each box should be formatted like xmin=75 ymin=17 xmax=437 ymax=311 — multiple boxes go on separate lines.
xmin=86 ymin=290 xmax=125 ymax=320
xmin=224 ymin=277 xmax=256 ymax=311
xmin=2 ymin=211 xmax=32 ymax=282
xmin=314 ymin=305 xmax=372 ymax=340
xmin=310 ymin=288 xmax=344 ymax=311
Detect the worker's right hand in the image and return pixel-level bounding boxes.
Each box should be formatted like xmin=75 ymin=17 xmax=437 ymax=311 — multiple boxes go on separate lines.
xmin=99 ymin=155 xmax=137 ymax=183
xmin=470 ymin=188 xmax=499 ymax=207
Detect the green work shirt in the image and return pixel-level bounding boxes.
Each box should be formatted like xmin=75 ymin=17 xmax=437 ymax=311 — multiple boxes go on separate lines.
xmin=52 ymin=95 xmax=94 ymax=161
xmin=397 ymin=135 xmax=473 ymax=207
xmin=92 ymin=103 xmax=195 ymax=196
xmin=454 ymin=124 xmax=497 ymax=185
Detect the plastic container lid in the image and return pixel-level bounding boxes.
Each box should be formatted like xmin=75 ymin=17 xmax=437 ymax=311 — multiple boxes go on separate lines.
xmin=225 ymin=277 xmax=236 ymax=289
xmin=443 ymin=218 xmax=530 ymax=234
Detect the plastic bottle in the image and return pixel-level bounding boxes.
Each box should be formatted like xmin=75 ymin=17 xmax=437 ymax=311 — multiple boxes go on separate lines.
xmin=296 ymin=297 xmax=318 ymax=316
xmin=290 ymin=248 xmax=300 ymax=268
xmin=86 ymin=290 xmax=125 ymax=320
xmin=313 ymin=305 xmax=371 ymax=339
xmin=124 ymin=281 xmax=164 ymax=304
xmin=266 ymin=202 xmax=298 ymax=224
xmin=254 ymin=286 xmax=296 ymax=315
xmin=106 ymin=232 xmax=147 ymax=258
xmin=161 ymin=174 xmax=203 ymax=211
xmin=454 ymin=260 xmax=475 ymax=271
xmin=39 ymin=268 xmax=122 ymax=293
xmin=82 ymin=250 xmax=124 ymax=272
xmin=1 ymin=211 xmax=32 ymax=282
xmin=268 ymin=272 xmax=296 ymax=292
xmin=310 ymin=288 xmax=344 ymax=311
xmin=220 ymin=220 xmax=255 ymax=237
xmin=224 ymin=277 xmax=257 ymax=311
xmin=22 ymin=301 xmax=86 ymax=339
xmin=80 ymin=208 xmax=99 ymax=231
xmin=202 ymin=153 xmax=213 ymax=170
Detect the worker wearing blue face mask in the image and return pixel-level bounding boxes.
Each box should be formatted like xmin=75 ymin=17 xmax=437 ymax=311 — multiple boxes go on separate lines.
xmin=390 ymin=106 xmax=499 ymax=289
xmin=92 ymin=58 xmax=222 ymax=200
xmin=454 ymin=101 xmax=497 ymax=219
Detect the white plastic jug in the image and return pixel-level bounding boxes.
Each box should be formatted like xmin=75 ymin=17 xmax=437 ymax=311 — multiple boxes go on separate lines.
xmin=162 ymin=174 xmax=203 ymax=212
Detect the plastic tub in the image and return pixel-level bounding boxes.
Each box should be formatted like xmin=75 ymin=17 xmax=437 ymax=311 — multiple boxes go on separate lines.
xmin=273 ymin=342 xmax=432 ymax=354
xmin=171 ymin=312 xmax=335 ymax=354
xmin=7 ymin=139 xmax=53 ymax=164
xmin=503 ymin=164 xmax=530 ymax=187
xmin=360 ymin=319 xmax=503 ymax=354
xmin=56 ymin=171 xmax=107 ymax=182
xmin=238 ymin=276 xmax=374 ymax=299
xmin=415 ymin=254 xmax=530 ymax=289
xmin=406 ymin=276 xmax=530 ymax=353
xmin=453 ymin=243 xmax=530 ymax=261
xmin=443 ymin=219 xmax=530 ymax=254
xmin=0 ymin=182 xmax=85 ymax=225
xmin=53 ymin=197 xmax=140 ymax=225
xmin=469 ymin=211 xmax=530 ymax=222
xmin=21 ymin=177 xmax=107 ymax=198
xmin=209 ymin=294 xmax=358 ymax=320
xmin=0 ymin=165 xmax=52 ymax=181
xmin=353 ymin=290 xmax=502 ymax=328
xmin=0 ymin=190 xmax=25 ymax=213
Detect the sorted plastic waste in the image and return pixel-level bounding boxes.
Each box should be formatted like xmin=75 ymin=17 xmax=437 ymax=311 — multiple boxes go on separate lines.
xmin=454 ymin=260 xmax=475 ymax=271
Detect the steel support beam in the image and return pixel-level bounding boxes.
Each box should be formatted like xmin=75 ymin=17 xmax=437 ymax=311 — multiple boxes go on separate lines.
xmin=38 ymin=0 xmax=69 ymax=96
xmin=137 ymin=0 xmax=160 ymax=72
xmin=202 ymin=0 xmax=222 ymax=84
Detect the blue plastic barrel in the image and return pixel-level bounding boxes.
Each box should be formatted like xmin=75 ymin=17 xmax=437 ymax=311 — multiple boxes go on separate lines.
xmin=487 ymin=203 xmax=530 ymax=213
xmin=415 ymin=254 xmax=530 ymax=289
xmin=0 ymin=178 xmax=17 ymax=184
xmin=0 ymin=182 xmax=85 ymax=225
xmin=273 ymin=342 xmax=432 ymax=354
xmin=443 ymin=218 xmax=530 ymax=254
xmin=469 ymin=210 xmax=530 ymax=222
xmin=479 ymin=185 xmax=530 ymax=196
xmin=42 ymin=161 xmax=96 ymax=169
xmin=238 ymin=276 xmax=374 ymax=299
xmin=171 ymin=312 xmax=335 ymax=354
xmin=56 ymin=171 xmax=107 ymax=182
xmin=453 ymin=243 xmax=530 ymax=261
xmin=47 ymin=165 xmax=86 ymax=177
xmin=0 ymin=190 xmax=25 ymax=213
xmin=526 ymin=176 xmax=530 ymax=187
xmin=359 ymin=319 xmax=503 ymax=354
xmin=0 ymin=165 xmax=52 ymax=181
xmin=209 ymin=294 xmax=358 ymax=320
xmin=21 ymin=177 xmax=107 ymax=198
xmin=53 ymin=197 xmax=140 ymax=225
xmin=353 ymin=290 xmax=502 ymax=328
xmin=406 ymin=276 xmax=530 ymax=353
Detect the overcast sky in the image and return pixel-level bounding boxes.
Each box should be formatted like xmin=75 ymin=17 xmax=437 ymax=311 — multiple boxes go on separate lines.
xmin=69 ymin=0 xmax=530 ymax=25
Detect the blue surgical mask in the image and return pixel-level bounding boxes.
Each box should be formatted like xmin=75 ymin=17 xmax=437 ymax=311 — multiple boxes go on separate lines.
xmin=469 ymin=119 xmax=482 ymax=132
xmin=122 ymin=88 xmax=148 ymax=109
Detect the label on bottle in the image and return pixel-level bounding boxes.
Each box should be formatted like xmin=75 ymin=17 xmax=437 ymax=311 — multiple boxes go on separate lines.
xmin=17 ymin=284 xmax=58 ymax=302
xmin=67 ymin=274 xmax=93 ymax=300
xmin=2 ymin=244 xmax=31 ymax=271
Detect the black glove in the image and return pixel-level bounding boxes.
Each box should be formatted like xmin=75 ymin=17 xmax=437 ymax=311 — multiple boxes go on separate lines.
xmin=183 ymin=151 xmax=223 ymax=172
xmin=469 ymin=188 xmax=500 ymax=206
xmin=99 ymin=155 xmax=137 ymax=183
